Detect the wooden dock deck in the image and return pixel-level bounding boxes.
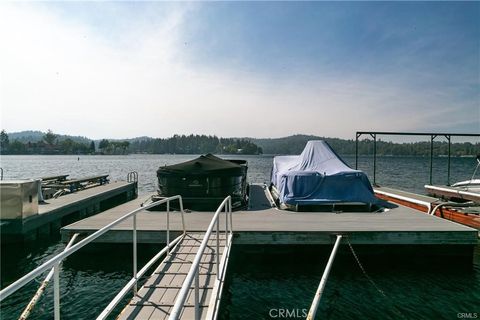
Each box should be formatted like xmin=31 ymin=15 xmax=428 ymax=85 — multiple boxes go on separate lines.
xmin=61 ymin=184 xmax=478 ymax=245
xmin=118 ymin=233 xmax=229 ymax=320
xmin=1 ymin=181 xmax=137 ymax=242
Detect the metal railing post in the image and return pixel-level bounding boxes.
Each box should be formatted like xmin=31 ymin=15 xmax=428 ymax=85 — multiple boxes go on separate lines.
xmin=373 ymin=134 xmax=377 ymax=185
xmin=355 ymin=133 xmax=359 ymax=170
xmin=229 ymin=198 xmax=233 ymax=235
xmin=53 ymin=262 xmax=60 ymax=320
xmin=167 ymin=200 xmax=170 ymax=254
xmin=225 ymin=202 xmax=228 ymax=235
xmin=430 ymin=135 xmax=436 ymax=185
xmin=194 ymin=266 xmax=200 ymax=320
xmin=179 ymin=197 xmax=186 ymax=235
xmin=216 ymin=214 xmax=220 ymax=279
xmin=133 ymin=214 xmax=137 ymax=295
xmin=447 ymin=135 xmax=451 ymax=186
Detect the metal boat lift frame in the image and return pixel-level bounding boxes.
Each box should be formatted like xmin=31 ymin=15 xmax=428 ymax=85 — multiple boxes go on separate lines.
xmin=355 ymin=131 xmax=480 ymax=186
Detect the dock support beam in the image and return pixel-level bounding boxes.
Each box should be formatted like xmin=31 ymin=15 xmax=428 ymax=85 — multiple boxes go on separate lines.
xmin=430 ymin=135 xmax=437 ymax=185
xmin=307 ymin=235 xmax=342 ymax=320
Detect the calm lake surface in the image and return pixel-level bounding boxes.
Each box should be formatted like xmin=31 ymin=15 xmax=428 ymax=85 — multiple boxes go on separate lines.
xmin=0 ymin=154 xmax=479 ymax=319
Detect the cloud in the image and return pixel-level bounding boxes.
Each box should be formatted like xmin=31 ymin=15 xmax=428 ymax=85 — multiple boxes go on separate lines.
xmin=0 ymin=2 xmax=478 ymax=141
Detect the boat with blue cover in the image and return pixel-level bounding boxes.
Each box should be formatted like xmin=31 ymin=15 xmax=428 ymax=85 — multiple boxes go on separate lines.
xmin=270 ymin=140 xmax=379 ymax=211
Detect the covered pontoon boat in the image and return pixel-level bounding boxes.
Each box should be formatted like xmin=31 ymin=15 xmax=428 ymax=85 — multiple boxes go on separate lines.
xmin=156 ymin=154 xmax=248 ymax=210
xmin=270 ymin=140 xmax=378 ymax=211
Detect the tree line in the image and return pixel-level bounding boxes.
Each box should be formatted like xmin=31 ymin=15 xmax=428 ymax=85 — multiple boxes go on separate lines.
xmin=252 ymin=134 xmax=480 ymax=156
xmin=0 ymin=130 xmax=131 ymax=155
xmin=128 ymin=134 xmax=263 ymax=154
xmin=1 ymin=131 xmax=477 ymax=156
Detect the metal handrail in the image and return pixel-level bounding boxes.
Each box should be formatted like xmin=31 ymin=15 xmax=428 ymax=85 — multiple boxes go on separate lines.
xmin=169 ymin=196 xmax=233 ymax=320
xmin=0 ymin=195 xmax=186 ymax=320
xmin=374 ymin=188 xmax=432 ymax=213
xmin=127 ymin=171 xmax=138 ymax=183
xmin=306 ymin=235 xmax=343 ymax=320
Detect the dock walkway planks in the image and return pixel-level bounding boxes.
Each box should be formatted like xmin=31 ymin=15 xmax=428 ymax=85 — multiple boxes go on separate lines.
xmin=38 ymin=181 xmax=134 ymax=215
xmin=62 ymin=184 xmax=477 ymax=245
xmin=118 ymin=233 xmax=228 ymax=320
xmin=2 ymin=181 xmax=137 ymax=242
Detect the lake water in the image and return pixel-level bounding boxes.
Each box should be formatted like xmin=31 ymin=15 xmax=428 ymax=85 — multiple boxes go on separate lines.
xmin=0 ymin=154 xmax=479 ymax=319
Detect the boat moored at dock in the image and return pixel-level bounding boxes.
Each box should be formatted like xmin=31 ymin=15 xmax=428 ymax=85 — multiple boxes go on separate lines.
xmin=156 ymin=154 xmax=248 ymax=211
xmin=270 ymin=140 xmax=379 ymax=212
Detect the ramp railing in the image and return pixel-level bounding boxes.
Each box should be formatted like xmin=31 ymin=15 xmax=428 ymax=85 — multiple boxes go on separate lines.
xmin=0 ymin=195 xmax=186 ymax=320
xmin=169 ymin=196 xmax=233 ymax=320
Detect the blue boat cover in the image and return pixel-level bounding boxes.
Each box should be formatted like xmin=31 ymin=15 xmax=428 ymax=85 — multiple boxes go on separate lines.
xmin=271 ymin=141 xmax=377 ymax=206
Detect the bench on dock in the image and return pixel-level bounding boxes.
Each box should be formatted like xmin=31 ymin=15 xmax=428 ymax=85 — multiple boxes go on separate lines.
xmin=60 ymin=175 xmax=109 ymax=193
xmin=40 ymin=175 xmax=69 ymax=184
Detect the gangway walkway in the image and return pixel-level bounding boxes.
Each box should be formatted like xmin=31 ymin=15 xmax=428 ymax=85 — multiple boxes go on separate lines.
xmin=119 ymin=195 xmax=234 ymax=320
xmin=0 ymin=194 xmax=233 ymax=320
xmin=118 ymin=232 xmax=230 ymax=319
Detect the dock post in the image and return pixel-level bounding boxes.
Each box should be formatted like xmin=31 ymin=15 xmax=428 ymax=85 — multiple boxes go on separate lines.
xmin=369 ymin=133 xmax=377 ymax=185
xmin=355 ymin=133 xmax=360 ymax=170
xmin=430 ymin=135 xmax=437 ymax=185
xmin=446 ymin=135 xmax=451 ymax=186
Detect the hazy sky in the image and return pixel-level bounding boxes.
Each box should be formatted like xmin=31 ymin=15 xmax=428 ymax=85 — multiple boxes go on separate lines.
xmin=0 ymin=2 xmax=479 ymax=140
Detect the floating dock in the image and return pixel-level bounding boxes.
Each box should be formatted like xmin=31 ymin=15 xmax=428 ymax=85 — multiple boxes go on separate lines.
xmin=1 ymin=180 xmax=138 ymax=242
xmin=62 ymin=184 xmax=477 ymax=246
xmin=375 ymin=186 xmax=480 ymax=229
xmin=59 ymin=184 xmax=478 ymax=319
xmin=425 ymin=184 xmax=480 ymax=203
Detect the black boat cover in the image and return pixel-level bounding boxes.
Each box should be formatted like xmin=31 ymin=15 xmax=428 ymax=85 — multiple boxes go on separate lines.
xmin=271 ymin=140 xmax=377 ymax=206
xmin=157 ymin=154 xmax=244 ymax=176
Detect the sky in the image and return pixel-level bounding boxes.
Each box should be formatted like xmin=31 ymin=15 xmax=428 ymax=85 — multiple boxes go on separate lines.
xmin=0 ymin=1 xmax=479 ymax=140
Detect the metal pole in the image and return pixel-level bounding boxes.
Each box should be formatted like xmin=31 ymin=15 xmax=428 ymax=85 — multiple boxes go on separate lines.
xmin=306 ymin=235 xmax=343 ymax=320
xmin=167 ymin=200 xmax=170 ymax=254
xmin=216 ymin=214 xmax=220 ymax=279
xmin=372 ymin=134 xmax=377 ymax=185
xmin=133 ymin=214 xmax=137 ymax=295
xmin=53 ymin=263 xmax=60 ymax=320
xmin=225 ymin=201 xmax=228 ymax=235
xmin=179 ymin=197 xmax=186 ymax=235
xmin=430 ymin=135 xmax=436 ymax=185
xmin=228 ymin=198 xmax=233 ymax=235
xmin=447 ymin=135 xmax=451 ymax=186
xmin=194 ymin=267 xmax=200 ymax=320
xmin=355 ymin=133 xmax=359 ymax=170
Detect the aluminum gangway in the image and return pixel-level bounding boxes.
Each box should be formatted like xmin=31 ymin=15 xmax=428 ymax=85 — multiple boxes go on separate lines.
xmin=0 ymin=195 xmax=233 ymax=320
xmin=118 ymin=196 xmax=233 ymax=320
